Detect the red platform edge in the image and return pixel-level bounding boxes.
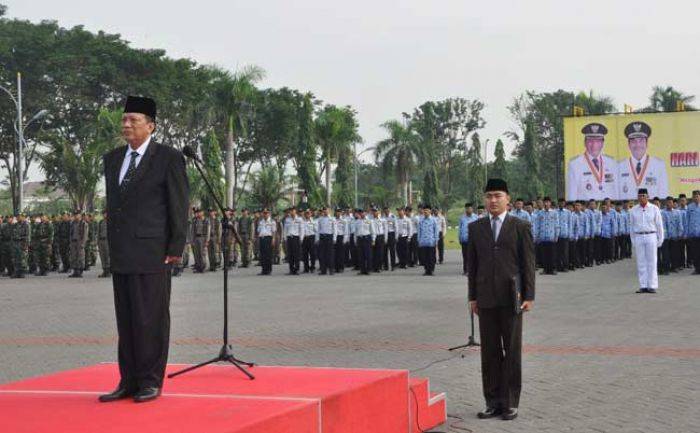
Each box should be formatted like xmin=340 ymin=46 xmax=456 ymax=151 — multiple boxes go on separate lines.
xmin=0 ymin=363 xmax=446 ymax=433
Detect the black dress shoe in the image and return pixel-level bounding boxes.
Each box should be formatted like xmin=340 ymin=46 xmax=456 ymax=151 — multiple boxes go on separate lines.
xmin=635 ymin=288 xmax=648 ymax=293
xmin=99 ymin=387 xmax=135 ymax=403
xmin=501 ymin=408 xmax=518 ymax=420
xmin=133 ymin=387 xmax=161 ymax=403
xmin=477 ymin=407 xmax=502 ymax=419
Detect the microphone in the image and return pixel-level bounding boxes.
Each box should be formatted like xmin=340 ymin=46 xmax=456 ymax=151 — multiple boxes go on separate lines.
xmin=182 ymin=145 xmax=199 ymax=161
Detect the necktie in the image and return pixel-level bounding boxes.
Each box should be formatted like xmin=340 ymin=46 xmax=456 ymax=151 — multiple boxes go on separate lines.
xmin=593 ymin=157 xmax=600 ymax=171
xmin=636 ymin=161 xmax=642 ymax=175
xmin=491 ymin=217 xmax=498 ymax=242
xmin=120 ymin=151 xmax=140 ymax=191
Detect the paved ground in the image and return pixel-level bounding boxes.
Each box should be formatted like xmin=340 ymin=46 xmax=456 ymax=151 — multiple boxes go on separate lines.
xmin=1 ymin=251 xmax=698 ymax=433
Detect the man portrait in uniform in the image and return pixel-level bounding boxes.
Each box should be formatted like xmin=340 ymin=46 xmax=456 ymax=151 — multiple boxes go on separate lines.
xmin=99 ymin=96 xmax=189 ymax=403
xmin=567 ymin=123 xmax=618 ymax=201
xmin=617 ymin=121 xmax=669 ymax=200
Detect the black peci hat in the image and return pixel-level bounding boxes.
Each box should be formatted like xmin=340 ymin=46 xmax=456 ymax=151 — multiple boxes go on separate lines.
xmin=124 ymin=96 xmax=157 ymax=120
xmin=484 ymin=178 xmax=509 ymax=194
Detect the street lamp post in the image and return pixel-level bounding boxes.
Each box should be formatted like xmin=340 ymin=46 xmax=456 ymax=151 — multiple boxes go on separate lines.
xmin=1 ymin=73 xmax=48 ymax=214
xmin=353 ymin=145 xmax=374 ymax=209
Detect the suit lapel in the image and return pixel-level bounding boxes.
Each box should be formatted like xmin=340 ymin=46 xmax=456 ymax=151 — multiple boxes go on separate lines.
xmin=107 ymin=147 xmax=126 ymax=198
xmin=480 ymin=216 xmax=495 ymax=246
xmin=497 ymin=214 xmax=515 ymax=246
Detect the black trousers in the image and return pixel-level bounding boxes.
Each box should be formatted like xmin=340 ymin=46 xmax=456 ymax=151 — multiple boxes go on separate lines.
xmin=460 ymin=241 xmax=469 ymax=274
xmin=594 ymin=236 xmax=603 ymax=264
xmin=540 ymin=241 xmax=555 ymax=274
xmin=318 ymin=234 xmax=334 ymax=274
xmin=569 ymin=238 xmax=578 ymax=269
xmin=372 ymin=236 xmax=385 ymax=272
xmin=112 ymin=272 xmax=171 ymax=389
xmin=302 ymin=235 xmax=316 ymax=272
xmin=670 ymin=239 xmax=682 ymax=270
xmin=556 ymin=238 xmax=569 ymax=271
xmin=691 ymin=237 xmax=700 ymax=272
xmin=658 ymin=240 xmax=671 ymax=274
xmin=397 ymin=236 xmax=409 ymax=268
xmin=334 ymin=238 xmax=345 ymax=272
xmin=409 ymin=234 xmax=418 ymax=266
xmin=680 ymin=238 xmax=688 ymax=267
xmin=577 ymin=239 xmax=587 ymax=267
xmin=478 ymin=307 xmax=522 ymax=409
xmin=601 ymin=237 xmax=613 ymax=262
xmin=286 ymin=236 xmax=300 ymax=273
xmin=384 ymin=232 xmax=396 ymax=270
xmin=437 ymin=232 xmax=445 ymax=263
xmin=259 ymin=236 xmax=273 ymax=274
xmin=419 ymin=245 xmax=436 ymax=274
xmin=348 ymin=234 xmax=356 ymax=268
xmin=357 ymin=235 xmax=371 ymax=274
xmin=586 ymin=238 xmax=595 ymax=266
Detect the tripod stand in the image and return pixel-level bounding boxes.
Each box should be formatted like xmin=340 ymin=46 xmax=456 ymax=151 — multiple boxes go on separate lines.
xmin=448 ymin=310 xmax=479 ymax=355
xmin=168 ymin=146 xmax=255 ymax=380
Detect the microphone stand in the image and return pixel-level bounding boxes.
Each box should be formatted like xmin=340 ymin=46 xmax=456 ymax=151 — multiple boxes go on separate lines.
xmin=448 ymin=310 xmax=479 ymax=354
xmin=168 ymin=150 xmax=255 ymax=380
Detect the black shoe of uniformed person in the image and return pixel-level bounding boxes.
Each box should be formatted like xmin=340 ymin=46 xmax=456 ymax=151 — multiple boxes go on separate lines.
xmin=635 ymin=288 xmax=648 ymax=293
xmin=501 ymin=408 xmax=518 ymax=420
xmin=99 ymin=386 xmax=135 ymax=403
xmin=172 ymin=268 xmax=181 ymax=277
xmin=477 ymin=407 xmax=502 ymax=419
xmin=133 ymin=387 xmax=161 ymax=403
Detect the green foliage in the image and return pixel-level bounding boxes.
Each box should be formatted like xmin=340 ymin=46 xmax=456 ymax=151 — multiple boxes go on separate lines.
xmin=643 ymin=86 xmax=695 ymax=112
xmin=332 ymin=145 xmax=354 ymax=207
xmin=520 ymin=121 xmax=543 ymax=200
xmin=199 ymin=131 xmax=225 ymax=210
xmin=465 ymin=132 xmax=485 ymax=205
xmin=249 ymin=166 xmax=288 ymax=211
xmin=491 ymin=138 xmax=507 ymax=180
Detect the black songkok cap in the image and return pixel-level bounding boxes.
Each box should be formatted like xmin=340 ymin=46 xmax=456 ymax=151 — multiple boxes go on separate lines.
xmin=124 ymin=95 xmax=157 ymax=120
xmin=637 ymin=188 xmax=648 ymax=195
xmin=484 ymin=178 xmax=509 ymax=194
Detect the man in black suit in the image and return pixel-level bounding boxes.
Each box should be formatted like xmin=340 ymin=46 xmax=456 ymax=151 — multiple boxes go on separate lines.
xmin=99 ymin=96 xmax=189 ymax=403
xmin=467 ymin=178 xmax=535 ymax=421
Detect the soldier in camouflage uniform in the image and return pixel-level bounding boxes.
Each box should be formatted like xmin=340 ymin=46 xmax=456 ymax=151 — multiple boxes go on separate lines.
xmin=273 ymin=213 xmax=283 ymax=265
xmin=191 ymin=208 xmax=210 ymax=273
xmin=253 ymin=209 xmax=261 ymax=262
xmin=222 ymin=208 xmax=236 ymax=270
xmin=32 ymin=213 xmax=54 ymax=276
xmin=208 ymin=209 xmax=222 ymax=271
xmin=11 ymin=213 xmax=31 ymax=279
xmin=28 ymin=215 xmax=38 ymax=275
xmin=51 ymin=214 xmax=61 ymax=271
xmin=69 ymin=210 xmax=89 ymax=278
xmin=237 ymin=208 xmax=253 ymax=267
xmin=97 ymin=210 xmax=110 ymax=278
xmin=0 ymin=215 xmax=7 ymax=276
xmin=1 ymin=215 xmax=15 ymax=277
xmin=173 ymin=209 xmax=193 ymax=277
xmin=84 ymin=213 xmax=98 ymax=271
xmin=58 ymin=212 xmax=72 ymax=273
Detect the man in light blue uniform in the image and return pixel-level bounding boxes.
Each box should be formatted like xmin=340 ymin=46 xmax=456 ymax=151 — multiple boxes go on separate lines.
xmin=677 ymin=194 xmax=689 ymax=268
xmin=556 ymin=198 xmax=571 ymax=272
xmin=567 ymin=202 xmax=579 ymax=270
xmin=660 ymin=197 xmax=684 ymax=273
xmin=417 ymin=204 xmax=440 ymax=276
xmin=600 ymin=202 xmax=617 ymax=263
xmin=533 ymin=197 xmax=559 ymax=275
xmin=459 ymin=202 xmax=479 ymax=275
xmin=687 ymin=190 xmax=700 ymax=274
xmin=510 ymin=198 xmax=531 ymax=223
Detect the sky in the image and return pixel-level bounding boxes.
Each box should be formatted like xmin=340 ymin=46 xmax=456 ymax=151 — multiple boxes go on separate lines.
xmin=5 ymin=0 xmax=700 ymax=173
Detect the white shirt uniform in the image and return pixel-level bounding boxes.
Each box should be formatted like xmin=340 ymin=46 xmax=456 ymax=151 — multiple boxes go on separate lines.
xmin=283 ymin=216 xmax=303 ymax=237
xmin=257 ymin=217 xmax=276 ymax=237
xmin=302 ymin=218 xmax=316 ymax=238
xmin=372 ymin=216 xmax=388 ymax=243
xmin=617 ymin=155 xmax=669 ymax=201
xmin=315 ymin=216 xmax=337 ymax=243
xmin=410 ymin=214 xmax=420 ymax=237
xmin=437 ymin=215 xmax=447 ymax=234
xmin=118 ymin=135 xmax=151 ymax=184
xmin=396 ymin=216 xmax=413 ymax=238
xmin=567 ymin=153 xmax=618 ymax=201
xmin=384 ymin=214 xmax=397 ymax=234
xmin=335 ymin=216 xmax=349 ymax=243
xmin=353 ymin=216 xmax=375 ymax=241
xmin=629 ymin=203 xmax=665 ymax=290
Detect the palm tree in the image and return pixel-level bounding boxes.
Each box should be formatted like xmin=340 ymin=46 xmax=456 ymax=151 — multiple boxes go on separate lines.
xmin=645 ymin=86 xmax=695 ymax=112
xmin=210 ymin=65 xmax=266 ymax=208
xmin=249 ymin=166 xmax=290 ymax=211
xmin=374 ymin=120 xmax=422 ymax=206
xmin=314 ymin=105 xmax=361 ymax=206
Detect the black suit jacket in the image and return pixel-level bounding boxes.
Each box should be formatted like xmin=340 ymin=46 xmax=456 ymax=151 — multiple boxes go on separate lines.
xmin=103 ymin=141 xmax=189 ymax=274
xmin=467 ymin=214 xmax=535 ymax=309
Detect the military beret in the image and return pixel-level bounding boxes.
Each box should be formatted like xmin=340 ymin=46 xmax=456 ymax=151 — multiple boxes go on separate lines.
xmin=581 ymin=123 xmax=608 ymax=137
xmin=624 ymin=121 xmax=651 ymax=139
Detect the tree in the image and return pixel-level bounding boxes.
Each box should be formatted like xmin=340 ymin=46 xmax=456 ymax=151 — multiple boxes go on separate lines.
xmin=314 ymin=105 xmax=361 ymax=206
xmin=520 ymin=121 xmax=543 ymax=200
xmin=198 ymin=130 xmax=225 ymax=211
xmin=491 ymin=138 xmax=507 ymax=181
xmin=644 ymin=86 xmax=695 ymax=112
xmin=40 ymin=108 xmax=122 ymax=210
xmin=374 ymin=119 xmax=421 ymax=206
xmin=332 ymin=144 xmax=354 ymax=207
xmin=249 ymin=166 xmax=288 ymax=211
xmin=210 ymin=65 xmax=265 ymax=208
xmin=465 ymin=133 xmax=485 ymax=205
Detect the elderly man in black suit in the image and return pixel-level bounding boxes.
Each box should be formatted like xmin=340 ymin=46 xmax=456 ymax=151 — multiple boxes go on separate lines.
xmin=99 ymin=96 xmax=189 ymax=403
xmin=467 ymin=178 xmax=535 ymax=421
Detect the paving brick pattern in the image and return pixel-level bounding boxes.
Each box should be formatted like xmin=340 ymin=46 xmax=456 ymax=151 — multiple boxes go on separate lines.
xmin=1 ymin=251 xmax=698 ymax=432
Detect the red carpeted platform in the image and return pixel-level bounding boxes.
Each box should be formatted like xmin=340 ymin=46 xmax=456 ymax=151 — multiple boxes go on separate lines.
xmin=0 ymin=363 xmax=446 ymax=433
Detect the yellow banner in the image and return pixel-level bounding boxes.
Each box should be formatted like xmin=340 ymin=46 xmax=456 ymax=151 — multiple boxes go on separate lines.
xmin=564 ymin=111 xmax=700 ymax=200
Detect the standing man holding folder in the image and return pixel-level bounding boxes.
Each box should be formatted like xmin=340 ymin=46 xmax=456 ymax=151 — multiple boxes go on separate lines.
xmin=467 ymin=178 xmax=535 ymax=421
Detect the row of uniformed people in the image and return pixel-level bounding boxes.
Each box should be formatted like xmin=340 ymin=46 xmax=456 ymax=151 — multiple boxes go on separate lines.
xmin=0 ymin=210 xmax=109 ymax=279
xmin=253 ymin=204 xmax=447 ymax=276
